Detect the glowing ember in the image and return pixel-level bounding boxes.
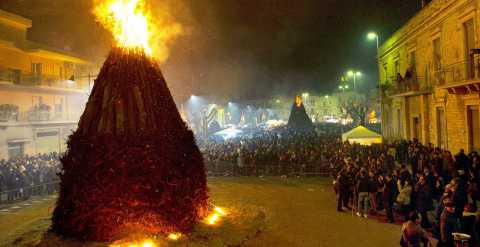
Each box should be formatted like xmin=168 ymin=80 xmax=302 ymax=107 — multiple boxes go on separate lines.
xmin=94 ymin=0 xmax=152 ymax=54
xmin=207 ymin=213 xmax=220 ymax=225
xmin=167 ymin=232 xmax=182 ymax=240
xmin=109 ymin=239 xmax=156 ymax=247
xmin=214 ymin=206 xmax=227 ymax=216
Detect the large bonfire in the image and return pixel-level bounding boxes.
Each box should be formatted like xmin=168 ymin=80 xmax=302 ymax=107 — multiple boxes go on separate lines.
xmin=51 ymin=0 xmax=208 ymax=241
xmin=287 ymin=95 xmax=314 ymax=132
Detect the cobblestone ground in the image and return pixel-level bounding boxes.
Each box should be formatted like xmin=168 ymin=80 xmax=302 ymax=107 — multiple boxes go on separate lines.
xmin=0 ymin=177 xmax=400 ymax=247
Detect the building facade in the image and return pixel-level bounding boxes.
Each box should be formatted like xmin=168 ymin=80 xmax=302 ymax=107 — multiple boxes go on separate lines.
xmin=0 ymin=9 xmax=91 ymax=159
xmin=379 ymin=0 xmax=480 ymax=152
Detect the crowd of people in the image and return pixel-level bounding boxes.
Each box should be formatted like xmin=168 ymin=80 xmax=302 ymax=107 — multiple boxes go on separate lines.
xmin=201 ymin=129 xmax=480 ymax=247
xmin=332 ymin=139 xmax=480 ymax=247
xmin=0 ymin=153 xmax=60 ymax=203
xmin=1 ymin=125 xmax=479 ymax=246
xmin=200 ymin=131 xmax=335 ymax=176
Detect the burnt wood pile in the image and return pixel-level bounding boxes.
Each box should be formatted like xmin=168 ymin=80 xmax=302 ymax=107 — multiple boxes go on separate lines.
xmin=51 ymin=47 xmax=209 ymax=241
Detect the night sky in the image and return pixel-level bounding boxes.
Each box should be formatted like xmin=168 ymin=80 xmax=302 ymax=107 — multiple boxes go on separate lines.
xmin=0 ymin=0 xmax=421 ymax=100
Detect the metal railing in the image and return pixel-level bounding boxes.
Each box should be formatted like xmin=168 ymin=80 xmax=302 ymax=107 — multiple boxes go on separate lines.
xmin=0 ymin=180 xmax=59 ymax=205
xmin=0 ymin=69 xmax=86 ymax=90
xmin=0 ymin=110 xmax=83 ymax=123
xmin=434 ymin=56 xmax=480 ymax=86
xmin=389 ymin=76 xmax=427 ymax=95
xmin=205 ymin=161 xmax=332 ymax=177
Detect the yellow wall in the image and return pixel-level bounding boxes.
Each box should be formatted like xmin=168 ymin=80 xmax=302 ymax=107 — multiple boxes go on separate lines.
xmin=379 ymin=0 xmax=480 ymax=152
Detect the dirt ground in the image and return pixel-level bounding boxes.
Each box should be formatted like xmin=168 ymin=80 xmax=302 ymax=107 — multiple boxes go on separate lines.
xmin=0 ymin=177 xmax=400 ymax=247
xmin=209 ymin=177 xmax=400 ymax=247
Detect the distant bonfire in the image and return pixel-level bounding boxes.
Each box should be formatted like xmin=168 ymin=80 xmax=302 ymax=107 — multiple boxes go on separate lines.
xmin=287 ymin=95 xmax=314 ymax=132
xmin=51 ymin=47 xmax=209 ymax=241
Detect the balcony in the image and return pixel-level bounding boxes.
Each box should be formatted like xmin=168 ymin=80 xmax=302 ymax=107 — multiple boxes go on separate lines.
xmin=435 ymin=55 xmax=480 ymax=94
xmin=385 ymin=76 xmax=430 ymax=97
xmin=0 ymin=69 xmax=87 ymax=91
xmin=26 ymin=110 xmax=50 ymax=121
xmin=0 ymin=105 xmax=82 ymax=125
xmin=0 ymin=104 xmax=19 ymax=122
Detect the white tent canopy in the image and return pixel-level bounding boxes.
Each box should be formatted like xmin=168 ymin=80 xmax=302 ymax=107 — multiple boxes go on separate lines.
xmin=342 ymin=125 xmax=382 ymax=145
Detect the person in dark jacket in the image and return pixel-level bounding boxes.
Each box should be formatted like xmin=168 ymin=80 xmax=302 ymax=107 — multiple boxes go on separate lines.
xmin=440 ymin=200 xmax=458 ymax=247
xmin=357 ymin=169 xmax=370 ymax=218
xmin=455 ymin=149 xmax=470 ymax=175
xmin=415 ymin=174 xmax=432 ymax=228
xmin=453 ymin=177 xmax=468 ymax=218
xmin=383 ymin=173 xmax=396 ymax=223
xmin=461 ymin=203 xmax=477 ymax=247
xmin=336 ymin=170 xmax=349 ymax=212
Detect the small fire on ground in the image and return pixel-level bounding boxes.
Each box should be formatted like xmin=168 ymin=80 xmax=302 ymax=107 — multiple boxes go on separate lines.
xmin=108 ymin=206 xmax=228 ymax=246
xmin=206 ymin=206 xmax=228 ymax=225
xmin=109 ymin=239 xmax=155 ymax=247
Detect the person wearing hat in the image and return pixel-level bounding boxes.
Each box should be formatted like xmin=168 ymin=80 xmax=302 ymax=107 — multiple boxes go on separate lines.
xmin=440 ymin=199 xmax=459 ymax=247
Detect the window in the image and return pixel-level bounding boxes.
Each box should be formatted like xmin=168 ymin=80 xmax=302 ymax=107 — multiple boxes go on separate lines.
xmin=412 ymin=116 xmax=421 ymax=141
xmin=54 ymin=96 xmax=65 ymax=119
xmin=31 ymin=63 xmax=42 ymax=84
xmin=31 ymin=63 xmax=42 ymax=75
xmin=397 ymin=108 xmax=402 ymax=138
xmin=394 ymin=60 xmax=400 ymax=81
xmin=8 ymin=69 xmax=21 ymax=84
xmin=468 ymin=106 xmax=480 ymax=152
xmin=8 ymin=142 xmax=24 ymax=159
xmin=464 ymin=19 xmax=475 ymax=78
xmin=433 ymin=38 xmax=441 ymax=70
xmin=32 ymin=96 xmax=43 ymax=107
xmin=436 ymin=107 xmax=446 ymax=149
xmin=409 ymin=50 xmax=416 ymax=69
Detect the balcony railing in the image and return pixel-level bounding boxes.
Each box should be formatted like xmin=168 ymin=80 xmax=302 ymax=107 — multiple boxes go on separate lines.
xmin=0 ymin=110 xmax=83 ymax=123
xmin=386 ymin=76 xmax=429 ymax=96
xmin=0 ymin=69 xmax=87 ymax=90
xmin=26 ymin=110 xmax=50 ymax=121
xmin=434 ymin=56 xmax=480 ymax=86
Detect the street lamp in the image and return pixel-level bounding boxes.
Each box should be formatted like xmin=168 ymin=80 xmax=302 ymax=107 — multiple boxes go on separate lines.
xmin=347 ymin=70 xmax=362 ymax=89
xmin=339 ymin=85 xmax=349 ymax=93
xmin=367 ymin=32 xmax=379 ymax=49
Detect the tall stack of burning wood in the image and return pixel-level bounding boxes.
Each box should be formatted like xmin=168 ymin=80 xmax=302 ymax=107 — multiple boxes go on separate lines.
xmin=287 ymin=95 xmax=314 ymax=132
xmin=51 ymin=47 xmax=209 ymax=241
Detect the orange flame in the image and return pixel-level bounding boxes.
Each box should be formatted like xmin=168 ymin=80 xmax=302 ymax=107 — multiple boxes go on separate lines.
xmin=94 ymin=0 xmax=152 ymax=54
xmin=94 ymin=0 xmax=184 ymax=61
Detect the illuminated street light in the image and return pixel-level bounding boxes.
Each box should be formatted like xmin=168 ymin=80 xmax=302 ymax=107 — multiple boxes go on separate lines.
xmin=302 ymin=92 xmax=309 ymax=98
xmin=367 ymin=32 xmax=379 ymax=49
xmin=346 ymin=70 xmax=362 ymax=90
xmin=325 ymin=95 xmax=329 ymax=99
xmin=367 ymin=31 xmax=382 ymax=136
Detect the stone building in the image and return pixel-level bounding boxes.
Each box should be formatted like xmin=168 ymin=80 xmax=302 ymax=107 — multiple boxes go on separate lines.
xmin=379 ymin=0 xmax=480 ymax=152
xmin=0 ymin=9 xmax=91 ymax=159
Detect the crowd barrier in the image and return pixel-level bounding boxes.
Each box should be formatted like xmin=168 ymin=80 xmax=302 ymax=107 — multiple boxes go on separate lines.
xmin=0 ymin=180 xmax=59 ymax=205
xmin=0 ymin=162 xmax=333 ymax=205
xmin=205 ymin=161 xmax=331 ymax=177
